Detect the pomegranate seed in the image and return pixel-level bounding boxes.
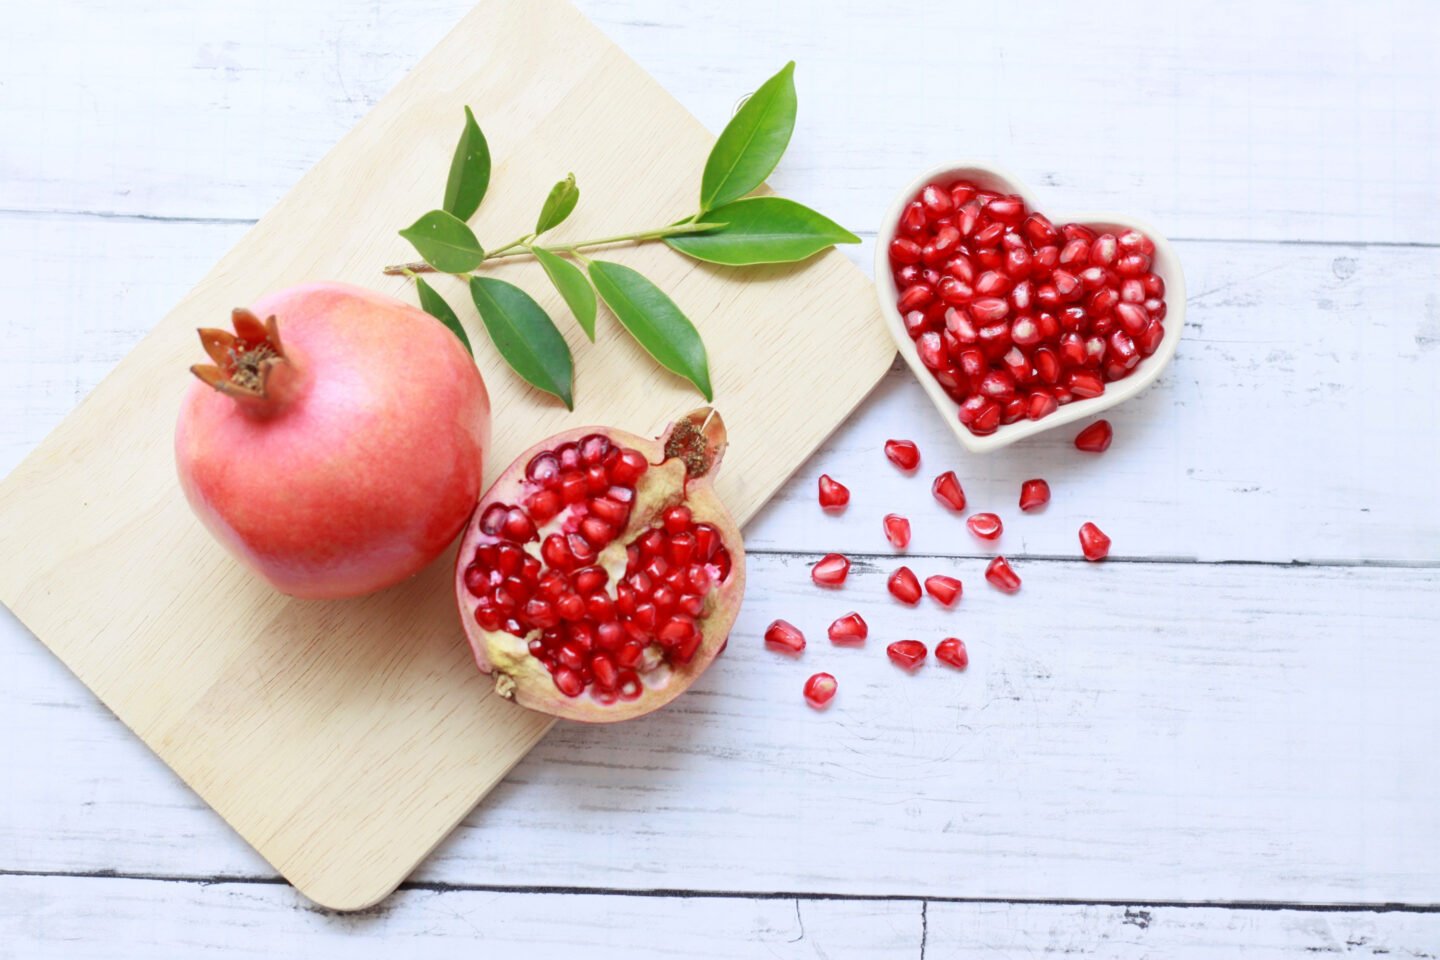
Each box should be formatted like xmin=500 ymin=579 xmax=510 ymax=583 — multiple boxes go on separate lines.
xmin=936 ymin=638 xmax=969 ymax=670
xmin=1091 ymin=233 xmax=1118 ymax=265
xmin=1079 ymin=522 xmax=1112 ymax=561
xmin=811 ymin=553 xmax=850 ymax=587
xmin=803 ymin=672 xmax=838 ymax=709
xmin=886 ymin=640 xmax=927 ymax=670
xmin=1019 ymin=478 xmax=1050 ymax=512
xmin=985 ymin=556 xmax=1021 ymax=593
xmin=921 ymin=183 xmax=954 ymax=217
xmin=1074 ymin=420 xmax=1113 ymax=453
xmin=1027 ymin=389 xmax=1058 ymax=421
xmin=900 ymin=201 xmax=926 ymax=235
xmin=966 ymin=512 xmax=1003 ymax=541
xmin=969 ymin=297 xmax=1009 ymax=322
xmin=883 ymin=513 xmax=912 ymax=550
xmin=1068 ymin=371 xmax=1104 ymax=399
xmin=818 ymin=474 xmax=850 ymax=511
xmin=924 ymin=574 xmax=962 ymax=606
xmin=932 ymin=471 xmax=966 ymax=512
xmin=884 ymin=439 xmax=920 ymax=471
xmin=554 ymin=666 xmax=585 ymax=697
xmin=764 ymin=619 xmax=806 ymax=654
xmin=828 ymin=612 xmax=868 ymax=644
xmin=890 ymin=237 xmax=922 ymax=265
xmin=887 ymin=565 xmax=922 ymax=605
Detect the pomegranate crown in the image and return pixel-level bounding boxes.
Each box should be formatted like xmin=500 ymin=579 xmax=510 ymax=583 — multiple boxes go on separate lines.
xmin=191 ymin=308 xmax=289 ymax=400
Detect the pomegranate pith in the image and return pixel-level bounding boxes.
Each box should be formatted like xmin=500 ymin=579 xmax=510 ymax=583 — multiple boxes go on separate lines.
xmin=804 ymin=672 xmax=838 ymax=708
xmin=456 ymin=408 xmax=745 ymax=723
xmin=1079 ymin=522 xmax=1112 ymax=561
xmin=828 ymin=612 xmax=868 ymax=644
xmin=887 ymin=566 xmax=922 ymax=605
xmin=765 ymin=619 xmax=806 ymax=654
xmin=812 ymin=553 xmax=851 ymax=587
xmin=932 ymin=471 xmax=967 ymax=512
xmin=890 ymin=181 xmax=1168 ymax=435
xmin=1019 ymin=478 xmax=1051 ymax=512
xmin=936 ymin=638 xmax=969 ymax=670
xmin=1074 ymin=420 xmax=1114 ymax=453
xmin=924 ymin=574 xmax=962 ymax=607
xmin=884 ymin=439 xmax=921 ymax=471
xmin=887 ymin=640 xmax=927 ymax=670
xmin=818 ymin=474 xmax=850 ymax=511
xmin=966 ymin=512 xmax=1003 ymax=541
xmin=883 ymin=513 xmax=912 ymax=550
xmin=985 ymin=556 xmax=1021 ymax=593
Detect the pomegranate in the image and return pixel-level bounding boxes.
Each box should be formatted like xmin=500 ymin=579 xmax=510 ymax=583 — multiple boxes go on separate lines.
xmin=985 ymin=556 xmax=1021 ymax=593
xmin=175 ymin=283 xmax=490 ymax=599
xmin=883 ymin=513 xmax=912 ymax=550
xmin=1075 ymin=420 xmax=1114 ymax=452
xmin=887 ymin=640 xmax=927 ymax=669
xmin=812 ymin=553 xmax=851 ymax=587
xmin=936 ymin=638 xmax=969 ymax=670
xmin=455 ymin=408 xmax=745 ymax=723
xmin=828 ymin=612 xmax=868 ymax=644
xmin=884 ymin=439 xmax=921 ymax=471
xmin=932 ymin=471 xmax=967 ymax=512
xmin=1079 ymin=522 xmax=1112 ymax=561
xmin=887 ymin=566 xmax=922 ymax=605
xmin=924 ymin=574 xmax=962 ymax=607
xmin=804 ymin=672 xmax=838 ymax=708
xmin=1019 ymin=478 xmax=1051 ymax=512
xmin=889 ymin=181 xmax=1168 ymax=436
xmin=966 ymin=512 xmax=1003 ymax=540
xmin=818 ymin=474 xmax=850 ymax=511
xmin=765 ymin=619 xmax=806 ymax=654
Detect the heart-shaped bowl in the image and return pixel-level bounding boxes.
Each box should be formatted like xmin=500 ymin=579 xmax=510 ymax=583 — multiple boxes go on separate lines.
xmin=874 ymin=162 xmax=1186 ymax=454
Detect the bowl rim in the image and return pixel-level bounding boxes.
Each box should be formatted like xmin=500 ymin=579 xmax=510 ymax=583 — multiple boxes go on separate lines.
xmin=873 ymin=162 xmax=1186 ymax=454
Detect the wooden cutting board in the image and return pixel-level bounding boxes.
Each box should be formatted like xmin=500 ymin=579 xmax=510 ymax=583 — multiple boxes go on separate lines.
xmin=0 ymin=0 xmax=892 ymax=911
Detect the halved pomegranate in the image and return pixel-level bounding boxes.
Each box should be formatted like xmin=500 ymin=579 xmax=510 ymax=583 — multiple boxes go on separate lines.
xmin=455 ymin=408 xmax=745 ymax=723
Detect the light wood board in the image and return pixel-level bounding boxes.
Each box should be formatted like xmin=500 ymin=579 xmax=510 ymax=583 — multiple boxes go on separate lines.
xmin=0 ymin=0 xmax=893 ymax=911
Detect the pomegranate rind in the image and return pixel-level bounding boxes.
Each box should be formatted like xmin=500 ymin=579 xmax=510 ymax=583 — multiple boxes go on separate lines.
xmin=455 ymin=411 xmax=744 ymax=724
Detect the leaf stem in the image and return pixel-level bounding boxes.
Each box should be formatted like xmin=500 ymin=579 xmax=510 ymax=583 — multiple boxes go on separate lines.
xmin=384 ymin=221 xmax=720 ymax=275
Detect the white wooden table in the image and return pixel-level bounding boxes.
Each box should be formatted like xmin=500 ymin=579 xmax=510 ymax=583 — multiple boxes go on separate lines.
xmin=3 ymin=1 xmax=1438 ymax=955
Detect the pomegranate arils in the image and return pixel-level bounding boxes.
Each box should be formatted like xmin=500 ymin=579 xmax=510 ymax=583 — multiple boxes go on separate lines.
xmin=887 ymin=640 xmax=928 ymax=670
xmin=1019 ymin=478 xmax=1051 ymax=512
xmin=932 ymin=470 xmax=967 ymax=512
xmin=1079 ymin=522 xmax=1112 ymax=561
xmin=828 ymin=612 xmax=868 ymax=644
xmin=985 ymin=556 xmax=1021 ymax=593
xmin=804 ymin=672 xmax=838 ymax=709
xmin=924 ymin=574 xmax=962 ymax=607
xmin=891 ymin=180 xmax=1167 ymax=435
xmin=765 ymin=619 xmax=806 ymax=654
xmin=1074 ymin=419 xmax=1114 ymax=453
xmin=812 ymin=553 xmax=851 ymax=587
xmin=887 ymin=565 xmax=922 ymax=605
xmin=936 ymin=638 xmax=969 ymax=670
xmin=883 ymin=513 xmax=912 ymax=550
xmin=966 ymin=512 xmax=1003 ymax=541
xmin=818 ymin=474 xmax=850 ymax=511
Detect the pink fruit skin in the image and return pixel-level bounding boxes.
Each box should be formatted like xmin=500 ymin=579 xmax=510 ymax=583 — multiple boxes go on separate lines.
xmin=175 ymin=282 xmax=490 ymax=599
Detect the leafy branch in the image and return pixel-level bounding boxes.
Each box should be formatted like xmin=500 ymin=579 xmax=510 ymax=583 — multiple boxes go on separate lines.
xmin=388 ymin=61 xmax=858 ymax=409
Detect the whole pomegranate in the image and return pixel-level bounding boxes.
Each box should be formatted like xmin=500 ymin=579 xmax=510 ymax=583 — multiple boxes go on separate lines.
xmin=456 ymin=408 xmax=745 ymax=722
xmin=176 ymin=282 xmax=490 ymax=599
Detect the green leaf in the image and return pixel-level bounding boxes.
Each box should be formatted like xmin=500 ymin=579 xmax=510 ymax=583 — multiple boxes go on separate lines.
xmin=532 ymin=246 xmax=597 ymax=341
xmin=399 ymin=210 xmax=485 ymax=273
xmin=535 ymin=173 xmax=580 ymax=234
xmin=443 ymin=106 xmax=491 ymax=220
xmin=468 ymin=277 xmax=574 ymax=409
xmin=588 ymin=260 xmax=712 ymax=400
xmin=664 ymin=196 xmax=859 ymax=265
xmin=699 ymin=62 xmax=797 ymax=212
xmin=414 ymin=276 xmax=473 ymax=357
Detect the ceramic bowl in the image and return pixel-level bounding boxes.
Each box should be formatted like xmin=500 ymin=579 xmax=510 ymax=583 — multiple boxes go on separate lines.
xmin=874 ymin=163 xmax=1185 ymax=454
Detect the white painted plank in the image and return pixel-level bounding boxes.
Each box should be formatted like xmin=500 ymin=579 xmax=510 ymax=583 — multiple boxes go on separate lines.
xmin=4 ymin=557 xmax=1439 ymax=903
xmin=2 ymin=1 xmax=1438 ymax=244
xmin=0 ymin=875 xmax=919 ymax=959
xmin=5 ymin=214 xmax=1437 ymax=565
xmin=925 ymin=901 xmax=1440 ymax=958
xmin=5 ymin=876 xmax=1440 ymax=959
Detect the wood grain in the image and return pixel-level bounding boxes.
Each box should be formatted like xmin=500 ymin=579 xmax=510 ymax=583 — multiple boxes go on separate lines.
xmin=0 ymin=0 xmax=892 ymax=910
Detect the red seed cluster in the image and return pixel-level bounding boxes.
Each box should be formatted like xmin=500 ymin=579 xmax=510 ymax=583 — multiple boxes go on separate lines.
xmin=890 ymin=181 xmax=1167 ymax=435
xmin=464 ymin=434 xmax=733 ymax=703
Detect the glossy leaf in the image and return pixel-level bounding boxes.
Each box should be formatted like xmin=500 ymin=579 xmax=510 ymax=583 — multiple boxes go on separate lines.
xmin=665 ymin=196 xmax=859 ymax=265
xmin=469 ymin=276 xmax=574 ymax=409
xmin=443 ymin=106 xmax=491 ymax=220
xmin=532 ymin=246 xmax=597 ymax=341
xmin=699 ymin=61 xmax=797 ymax=212
xmin=535 ymin=173 xmax=580 ymax=234
xmin=399 ymin=210 xmax=485 ymax=273
xmin=588 ymin=260 xmax=712 ymax=400
xmin=414 ymin=276 xmax=473 ymax=357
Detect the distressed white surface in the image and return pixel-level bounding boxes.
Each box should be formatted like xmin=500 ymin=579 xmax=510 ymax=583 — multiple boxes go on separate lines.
xmin=3 ymin=0 xmax=1440 ymax=953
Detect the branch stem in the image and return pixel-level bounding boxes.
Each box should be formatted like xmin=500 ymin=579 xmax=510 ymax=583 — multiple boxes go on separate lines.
xmin=384 ymin=221 xmax=718 ymax=276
